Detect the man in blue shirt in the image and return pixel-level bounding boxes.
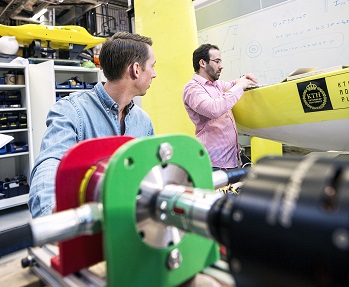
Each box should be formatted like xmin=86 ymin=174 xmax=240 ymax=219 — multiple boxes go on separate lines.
xmin=29 ymin=32 xmax=157 ymax=218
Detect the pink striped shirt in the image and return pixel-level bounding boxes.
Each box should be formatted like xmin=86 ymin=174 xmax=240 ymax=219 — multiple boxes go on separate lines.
xmin=183 ymin=74 xmax=244 ymax=168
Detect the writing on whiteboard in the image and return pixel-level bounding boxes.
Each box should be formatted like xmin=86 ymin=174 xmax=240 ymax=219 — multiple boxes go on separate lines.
xmin=197 ymin=0 xmax=349 ymax=84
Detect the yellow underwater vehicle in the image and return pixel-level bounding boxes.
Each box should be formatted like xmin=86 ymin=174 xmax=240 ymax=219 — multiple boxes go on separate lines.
xmin=0 ymin=24 xmax=106 ymax=60
xmin=233 ymin=66 xmax=349 ymax=152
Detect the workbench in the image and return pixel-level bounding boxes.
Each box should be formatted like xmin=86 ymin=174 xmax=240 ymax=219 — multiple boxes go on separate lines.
xmin=0 ymin=250 xmax=44 ymax=287
xmin=0 ymin=249 xmax=234 ymax=287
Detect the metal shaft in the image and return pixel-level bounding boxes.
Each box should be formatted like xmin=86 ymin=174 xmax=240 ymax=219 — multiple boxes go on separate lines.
xmin=152 ymin=184 xmax=223 ymax=239
xmin=31 ymin=202 xmax=103 ymax=246
xmin=0 ymin=202 xmax=103 ymax=257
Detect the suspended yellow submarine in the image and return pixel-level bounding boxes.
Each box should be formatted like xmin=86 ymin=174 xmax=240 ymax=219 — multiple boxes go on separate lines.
xmin=0 ymin=24 xmax=106 ymax=50
xmin=233 ymin=66 xmax=349 ymax=152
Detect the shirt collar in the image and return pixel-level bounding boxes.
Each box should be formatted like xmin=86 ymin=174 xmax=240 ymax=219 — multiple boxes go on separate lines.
xmin=192 ymin=73 xmax=216 ymax=86
xmin=95 ymin=82 xmax=135 ymax=113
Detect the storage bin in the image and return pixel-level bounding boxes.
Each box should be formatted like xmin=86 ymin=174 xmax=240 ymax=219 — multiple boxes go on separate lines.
xmin=7 ymin=141 xmax=28 ymax=153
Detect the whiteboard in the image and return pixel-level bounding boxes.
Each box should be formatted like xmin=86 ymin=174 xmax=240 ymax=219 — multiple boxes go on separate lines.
xmin=197 ymin=0 xmax=349 ymax=85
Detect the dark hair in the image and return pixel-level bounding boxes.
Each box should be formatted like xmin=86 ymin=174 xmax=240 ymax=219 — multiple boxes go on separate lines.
xmin=99 ymin=32 xmax=153 ymax=81
xmin=192 ymin=44 xmax=219 ymax=72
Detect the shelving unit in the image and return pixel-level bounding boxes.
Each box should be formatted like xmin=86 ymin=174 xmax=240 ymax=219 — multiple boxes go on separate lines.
xmin=29 ymin=60 xmax=101 ymax=160
xmin=0 ymin=61 xmax=34 ymax=210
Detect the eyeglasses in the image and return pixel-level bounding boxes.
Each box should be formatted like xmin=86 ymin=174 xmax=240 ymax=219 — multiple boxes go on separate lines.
xmin=209 ymin=59 xmax=222 ymax=65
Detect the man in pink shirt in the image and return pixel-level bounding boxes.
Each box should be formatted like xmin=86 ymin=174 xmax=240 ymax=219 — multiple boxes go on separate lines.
xmin=183 ymin=44 xmax=257 ymax=170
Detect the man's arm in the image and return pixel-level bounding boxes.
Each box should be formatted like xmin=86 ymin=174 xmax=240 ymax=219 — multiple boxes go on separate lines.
xmin=183 ymin=82 xmax=244 ymax=119
xmin=28 ymin=100 xmax=80 ymax=218
xmin=28 ymin=158 xmax=60 ymax=218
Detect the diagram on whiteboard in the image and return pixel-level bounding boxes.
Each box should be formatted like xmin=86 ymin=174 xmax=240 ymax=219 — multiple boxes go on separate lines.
xmin=197 ymin=0 xmax=349 ymax=85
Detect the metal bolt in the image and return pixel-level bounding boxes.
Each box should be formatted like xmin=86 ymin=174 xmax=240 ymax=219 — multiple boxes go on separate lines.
xmin=158 ymin=142 xmax=173 ymax=162
xmin=21 ymin=255 xmax=34 ymax=268
xmin=160 ymin=213 xmax=167 ymax=221
xmin=160 ymin=200 xmax=167 ymax=211
xmin=167 ymin=248 xmax=183 ymax=270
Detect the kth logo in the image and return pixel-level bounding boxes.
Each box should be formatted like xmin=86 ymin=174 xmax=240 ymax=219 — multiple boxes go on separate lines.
xmin=297 ymin=78 xmax=333 ymax=113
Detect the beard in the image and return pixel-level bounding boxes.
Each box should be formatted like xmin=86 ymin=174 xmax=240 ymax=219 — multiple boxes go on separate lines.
xmin=206 ymin=64 xmax=220 ymax=81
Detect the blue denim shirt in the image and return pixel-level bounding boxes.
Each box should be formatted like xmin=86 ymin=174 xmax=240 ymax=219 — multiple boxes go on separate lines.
xmin=29 ymin=82 xmax=154 ymax=218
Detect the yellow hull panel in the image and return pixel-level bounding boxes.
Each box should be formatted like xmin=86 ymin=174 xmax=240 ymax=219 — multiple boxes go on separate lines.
xmin=233 ymin=68 xmax=349 ymax=151
xmin=0 ymin=24 xmax=106 ymax=50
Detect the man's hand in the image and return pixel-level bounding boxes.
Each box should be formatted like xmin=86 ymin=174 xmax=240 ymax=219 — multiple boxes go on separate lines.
xmin=235 ymin=73 xmax=258 ymax=90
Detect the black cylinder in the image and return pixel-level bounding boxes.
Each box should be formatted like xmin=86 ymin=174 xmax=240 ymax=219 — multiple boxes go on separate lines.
xmin=209 ymin=155 xmax=349 ymax=287
xmin=0 ymin=224 xmax=33 ymax=257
